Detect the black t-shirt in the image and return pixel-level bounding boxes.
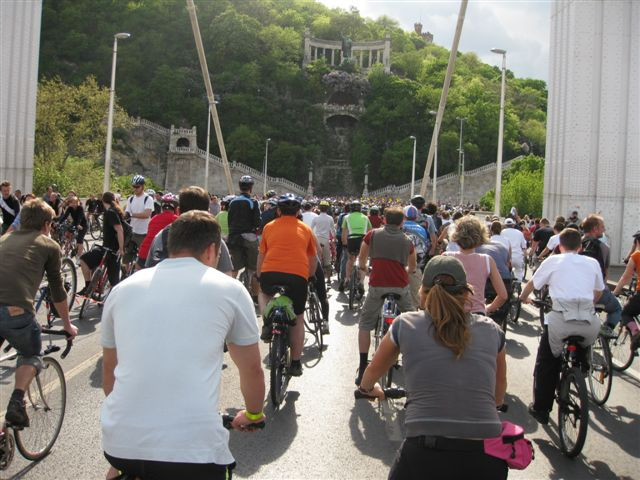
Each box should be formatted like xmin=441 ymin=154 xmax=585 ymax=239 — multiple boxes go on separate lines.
xmin=1 ymin=194 xmax=20 ymax=229
xmin=86 ymin=198 xmax=99 ymax=213
xmin=533 ymin=226 xmax=554 ymax=254
xmin=60 ymin=206 xmax=87 ymax=228
xmin=103 ymin=208 xmax=122 ymax=250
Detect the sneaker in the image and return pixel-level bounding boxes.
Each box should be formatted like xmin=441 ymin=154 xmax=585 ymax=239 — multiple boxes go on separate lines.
xmin=76 ymin=285 xmax=89 ymax=297
xmin=260 ymin=325 xmax=272 ymax=343
xmin=528 ymin=403 xmax=549 ymax=425
xmin=599 ymin=324 xmax=617 ymax=339
xmin=288 ymin=361 xmax=302 ymax=377
xmin=5 ymin=399 xmax=29 ymax=429
xmin=321 ymin=320 xmax=330 ymax=335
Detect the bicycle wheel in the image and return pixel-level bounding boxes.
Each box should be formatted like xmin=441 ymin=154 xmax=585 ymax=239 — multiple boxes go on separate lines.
xmin=610 ymin=324 xmax=635 ymax=371
xmin=89 ymin=217 xmax=101 ymax=240
xmin=269 ymin=331 xmax=289 ymax=406
xmin=588 ymin=335 xmax=613 ymax=405
xmin=348 ymin=270 xmax=357 ymax=310
xmin=308 ymin=290 xmax=323 ymax=353
xmin=60 ymin=258 xmax=77 ymax=310
xmin=557 ymin=367 xmax=589 ymax=458
xmin=78 ymin=266 xmax=103 ymax=320
xmin=14 ymin=357 xmax=66 ymax=460
xmin=509 ymin=283 xmax=522 ymax=323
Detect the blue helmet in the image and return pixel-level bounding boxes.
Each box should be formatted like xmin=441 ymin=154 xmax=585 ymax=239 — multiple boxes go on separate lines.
xmin=131 ymin=174 xmax=145 ymax=186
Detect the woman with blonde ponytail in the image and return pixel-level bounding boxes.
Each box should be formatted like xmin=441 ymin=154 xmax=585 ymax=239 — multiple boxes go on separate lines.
xmin=358 ymin=256 xmax=508 ymax=479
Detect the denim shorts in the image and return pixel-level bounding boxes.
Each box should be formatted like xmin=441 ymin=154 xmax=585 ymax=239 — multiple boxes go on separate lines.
xmin=0 ymin=304 xmax=42 ymax=372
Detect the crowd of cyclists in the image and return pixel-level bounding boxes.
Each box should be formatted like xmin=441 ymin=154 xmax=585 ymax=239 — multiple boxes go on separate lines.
xmin=1 ymin=174 xmax=639 ymax=479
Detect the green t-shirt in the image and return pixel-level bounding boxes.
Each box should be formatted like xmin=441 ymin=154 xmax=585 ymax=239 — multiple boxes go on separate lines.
xmin=216 ymin=210 xmax=229 ymax=237
xmin=342 ymin=212 xmax=371 ymax=237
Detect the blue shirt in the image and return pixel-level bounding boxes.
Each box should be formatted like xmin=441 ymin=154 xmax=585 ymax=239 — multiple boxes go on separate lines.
xmin=403 ymin=220 xmax=430 ymax=260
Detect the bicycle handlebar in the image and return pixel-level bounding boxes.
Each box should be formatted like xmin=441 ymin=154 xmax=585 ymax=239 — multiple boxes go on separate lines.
xmin=41 ymin=328 xmax=73 ymax=358
xmin=531 ymin=298 xmax=552 ymax=309
xmin=221 ymin=414 xmax=265 ymax=431
xmin=354 ymin=387 xmax=407 ymax=400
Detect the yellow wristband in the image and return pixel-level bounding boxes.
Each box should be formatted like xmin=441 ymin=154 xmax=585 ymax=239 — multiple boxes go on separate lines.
xmin=244 ymin=410 xmax=264 ymax=421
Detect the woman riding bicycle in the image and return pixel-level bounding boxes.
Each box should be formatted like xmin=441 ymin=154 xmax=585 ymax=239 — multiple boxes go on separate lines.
xmin=58 ymin=195 xmax=88 ymax=257
xmin=612 ymin=230 xmax=640 ymax=349
xmin=358 ymin=255 xmax=508 ymax=479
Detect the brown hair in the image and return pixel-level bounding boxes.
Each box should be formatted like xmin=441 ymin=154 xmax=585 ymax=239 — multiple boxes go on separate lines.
xmin=0 ymin=181 xmax=10 ymax=189
xmin=490 ymin=220 xmax=502 ymax=235
xmin=581 ymin=214 xmax=603 ymax=234
xmin=553 ymin=222 xmax=565 ymax=233
xmin=102 ymin=192 xmax=125 ymax=218
xmin=20 ymin=198 xmax=55 ymax=230
xmin=424 ymin=279 xmax=471 ymax=358
xmin=168 ymin=210 xmax=221 ymax=257
xmin=452 ymin=216 xmax=489 ymax=249
xmin=559 ymin=228 xmax=581 ymax=251
xmin=178 ymin=186 xmax=210 ymax=213
xmin=384 ymin=207 xmax=404 ymax=226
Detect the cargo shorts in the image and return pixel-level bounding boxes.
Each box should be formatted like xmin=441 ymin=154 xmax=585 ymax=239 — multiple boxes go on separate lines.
xmin=0 ymin=304 xmax=42 ymax=372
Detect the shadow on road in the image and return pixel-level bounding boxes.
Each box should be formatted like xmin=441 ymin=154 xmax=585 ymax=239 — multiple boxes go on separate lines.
xmin=90 ymin=357 xmax=103 ymax=389
xmin=505 ymin=337 xmax=530 ymax=359
xmin=348 ymin=400 xmax=399 ymax=468
xmin=334 ymin=306 xmax=358 ymax=327
xmin=589 ymin=403 xmax=640 ymax=458
xmin=228 ymin=391 xmax=299 ymax=477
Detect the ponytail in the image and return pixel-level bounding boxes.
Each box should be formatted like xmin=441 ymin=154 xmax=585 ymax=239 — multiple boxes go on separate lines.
xmin=102 ymin=192 xmax=125 ymax=219
xmin=425 ymin=283 xmax=472 ymax=359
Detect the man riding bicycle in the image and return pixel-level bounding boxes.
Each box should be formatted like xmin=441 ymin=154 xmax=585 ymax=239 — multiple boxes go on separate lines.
xmin=227 ymin=176 xmax=261 ymax=297
xmin=355 ymin=206 xmax=416 ymax=386
xmin=340 ymin=200 xmax=372 ymax=293
xmin=256 ymin=194 xmax=317 ymax=377
xmin=0 ymin=199 xmax=78 ymax=428
xmin=520 ymin=228 xmax=603 ymax=424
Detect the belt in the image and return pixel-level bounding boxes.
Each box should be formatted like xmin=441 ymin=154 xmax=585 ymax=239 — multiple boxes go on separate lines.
xmin=406 ymin=435 xmax=484 ymax=452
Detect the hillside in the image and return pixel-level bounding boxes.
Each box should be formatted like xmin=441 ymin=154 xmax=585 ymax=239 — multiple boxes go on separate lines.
xmin=38 ymin=0 xmax=547 ymax=190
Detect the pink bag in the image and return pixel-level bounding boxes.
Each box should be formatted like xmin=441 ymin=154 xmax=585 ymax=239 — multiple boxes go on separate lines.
xmin=484 ymin=421 xmax=534 ymax=469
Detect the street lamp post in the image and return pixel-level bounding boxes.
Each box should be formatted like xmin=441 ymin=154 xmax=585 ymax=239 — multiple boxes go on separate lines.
xmin=263 ymin=138 xmax=271 ymax=196
xmin=204 ymin=104 xmax=211 ymax=193
xmin=456 ymin=117 xmax=466 ymax=205
xmin=103 ymin=32 xmax=131 ymax=193
xmin=429 ymin=110 xmax=438 ymax=202
xmin=491 ymin=48 xmax=507 ymax=216
xmin=409 ymin=135 xmax=417 ymax=198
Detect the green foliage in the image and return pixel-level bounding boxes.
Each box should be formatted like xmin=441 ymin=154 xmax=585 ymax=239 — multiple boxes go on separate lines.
xmin=38 ymin=0 xmax=547 ymax=189
xmin=479 ymin=155 xmax=544 ymax=216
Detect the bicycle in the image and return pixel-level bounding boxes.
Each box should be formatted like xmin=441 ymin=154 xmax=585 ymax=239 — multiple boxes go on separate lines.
xmin=608 ymin=315 xmax=639 ymax=372
xmin=265 ymin=288 xmax=296 ymax=407
xmin=348 ymin=257 xmax=364 ymax=311
xmin=373 ymin=293 xmax=401 ymax=388
xmin=532 ymin=299 xmax=590 ymax=458
xmin=588 ymin=331 xmax=613 ymax=406
xmin=303 ymin=282 xmax=324 ymax=354
xmin=0 ymin=328 xmax=73 ymax=468
xmin=53 ymin=223 xmax=89 ymax=260
xmin=78 ymin=246 xmax=119 ymax=320
xmin=120 ymin=242 xmax=139 ymax=281
xmin=87 ymin=212 xmax=102 ymax=241
xmin=509 ymin=277 xmax=523 ymax=324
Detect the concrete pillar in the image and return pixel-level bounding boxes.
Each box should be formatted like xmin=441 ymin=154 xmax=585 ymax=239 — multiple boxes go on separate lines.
xmin=544 ymin=0 xmax=639 ymax=264
xmin=303 ymin=29 xmax=311 ymax=67
xmin=331 ymin=49 xmax=335 ymax=66
xmin=384 ymin=33 xmax=391 ymax=73
xmin=368 ymin=49 xmax=372 ymax=68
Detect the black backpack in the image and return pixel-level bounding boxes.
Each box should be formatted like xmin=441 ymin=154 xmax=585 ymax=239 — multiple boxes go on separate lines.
xmin=580 ymin=237 xmax=605 ymax=277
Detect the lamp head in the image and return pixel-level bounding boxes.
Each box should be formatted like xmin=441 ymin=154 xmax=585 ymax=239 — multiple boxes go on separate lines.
xmin=267 ymin=138 xmax=271 ymax=142
xmin=429 ymin=110 xmax=437 ymax=115
xmin=410 ymin=135 xmax=416 ymax=140
xmin=491 ymin=48 xmax=506 ymax=55
xmin=115 ymin=33 xmax=131 ymax=40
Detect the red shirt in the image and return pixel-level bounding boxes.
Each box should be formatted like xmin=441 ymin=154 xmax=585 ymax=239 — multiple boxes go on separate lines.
xmin=138 ymin=210 xmax=178 ymax=261
xmin=363 ymin=229 xmax=414 ymax=288
xmin=369 ymin=214 xmax=384 ymax=229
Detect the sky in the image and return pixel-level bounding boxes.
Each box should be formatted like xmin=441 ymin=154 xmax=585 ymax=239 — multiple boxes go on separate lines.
xmin=316 ymin=0 xmax=551 ymax=81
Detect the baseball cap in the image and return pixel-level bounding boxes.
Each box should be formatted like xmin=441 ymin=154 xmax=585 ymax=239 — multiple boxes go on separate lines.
xmin=422 ymin=256 xmax=468 ymax=290
xmin=504 ymin=218 xmax=516 ymax=226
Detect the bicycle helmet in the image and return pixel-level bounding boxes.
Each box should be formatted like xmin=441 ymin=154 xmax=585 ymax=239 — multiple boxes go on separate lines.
xmin=370 ymin=205 xmax=380 ymax=213
xmin=145 ymin=188 xmax=156 ymax=196
xmin=268 ymin=198 xmax=278 ymax=206
xmin=319 ymin=200 xmax=330 ymax=207
xmin=350 ymin=200 xmax=362 ymax=211
xmin=403 ymin=205 xmax=419 ymax=220
xmin=277 ymin=193 xmax=301 ymax=208
xmin=160 ymin=193 xmax=178 ymax=209
xmin=266 ymin=189 xmax=277 ymax=198
xmin=131 ymin=174 xmax=145 ymax=186
xmin=410 ymin=194 xmax=425 ymax=208
xmin=239 ymin=175 xmax=254 ymax=189
xmin=221 ymin=194 xmax=235 ymax=207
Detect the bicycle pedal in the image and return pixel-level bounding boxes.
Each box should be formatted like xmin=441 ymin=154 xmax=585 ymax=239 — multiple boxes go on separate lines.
xmin=44 ymin=345 xmax=61 ymax=355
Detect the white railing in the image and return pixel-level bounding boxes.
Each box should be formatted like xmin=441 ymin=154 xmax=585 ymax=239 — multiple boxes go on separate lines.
xmin=367 ymin=158 xmax=520 ymax=197
xmin=134 ymin=117 xmax=170 ymax=136
xmin=169 ymin=146 xmax=196 ymax=153
xmin=172 ymin=127 xmax=195 ymax=135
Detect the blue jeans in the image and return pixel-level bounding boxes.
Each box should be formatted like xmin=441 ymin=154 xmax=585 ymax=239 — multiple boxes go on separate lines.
xmin=599 ymin=288 xmax=622 ymax=327
xmin=0 ymin=304 xmax=42 ymax=372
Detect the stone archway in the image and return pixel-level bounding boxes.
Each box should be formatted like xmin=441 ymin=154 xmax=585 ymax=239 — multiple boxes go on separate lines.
xmin=176 ymin=137 xmax=190 ymax=148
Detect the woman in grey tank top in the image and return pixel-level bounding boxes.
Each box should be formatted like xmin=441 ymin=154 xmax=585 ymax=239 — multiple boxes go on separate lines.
xmin=358 ymin=256 xmax=508 ymax=479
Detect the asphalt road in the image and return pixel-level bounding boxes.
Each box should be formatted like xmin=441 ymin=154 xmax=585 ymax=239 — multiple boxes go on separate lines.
xmin=1 ymin=272 xmax=639 ymax=480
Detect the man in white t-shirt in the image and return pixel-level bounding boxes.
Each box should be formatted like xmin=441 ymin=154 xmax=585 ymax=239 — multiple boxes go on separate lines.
xmin=489 ymin=221 xmax=512 ymax=257
xmin=502 ymin=218 xmax=527 ymax=281
xmin=101 ymin=210 xmax=265 ymax=479
xmin=124 ymin=175 xmax=154 ymax=263
xmin=311 ymin=200 xmax=336 ymax=279
xmin=301 ymin=202 xmax=318 ymax=228
xmin=520 ymin=228 xmax=603 ymax=424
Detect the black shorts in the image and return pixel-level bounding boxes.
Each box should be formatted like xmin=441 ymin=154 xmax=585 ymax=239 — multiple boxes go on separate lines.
xmin=104 ymin=452 xmax=235 ymax=480
xmin=347 ymin=236 xmax=364 ymax=255
xmin=260 ymin=272 xmax=308 ymax=315
xmin=80 ymin=246 xmax=120 ymax=287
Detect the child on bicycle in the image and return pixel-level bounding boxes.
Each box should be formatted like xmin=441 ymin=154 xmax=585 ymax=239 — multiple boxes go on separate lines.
xmin=520 ymin=227 xmax=604 ymax=424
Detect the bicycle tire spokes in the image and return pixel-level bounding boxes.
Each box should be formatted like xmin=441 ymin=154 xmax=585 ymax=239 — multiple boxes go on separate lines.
xmin=557 ymin=368 xmax=588 ymax=458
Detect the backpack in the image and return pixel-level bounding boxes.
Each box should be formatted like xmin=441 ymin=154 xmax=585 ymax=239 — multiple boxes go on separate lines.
xmin=580 ymin=237 xmax=605 ymax=276
xmin=403 ymin=224 xmax=430 ymax=267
